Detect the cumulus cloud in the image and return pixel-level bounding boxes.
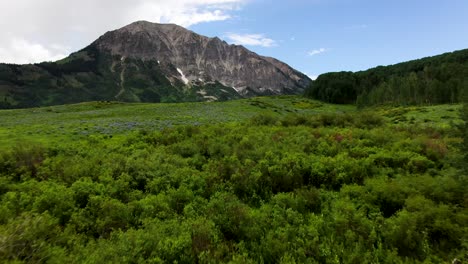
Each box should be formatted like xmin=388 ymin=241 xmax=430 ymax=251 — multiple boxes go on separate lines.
xmin=0 ymin=35 xmax=68 ymax=64
xmin=0 ymin=0 xmax=247 ymax=64
xmin=225 ymin=33 xmax=276 ymax=47
xmin=127 ymin=0 xmax=245 ymax=27
xmin=308 ymin=48 xmax=328 ymax=56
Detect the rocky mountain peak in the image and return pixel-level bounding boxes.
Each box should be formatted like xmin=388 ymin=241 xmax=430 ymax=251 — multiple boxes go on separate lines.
xmin=118 ymin=21 xmax=189 ymax=37
xmin=91 ymin=21 xmax=311 ymax=96
xmin=0 ymin=21 xmax=312 ymax=108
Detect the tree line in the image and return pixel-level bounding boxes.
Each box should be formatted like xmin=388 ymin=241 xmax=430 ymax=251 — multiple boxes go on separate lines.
xmin=305 ymin=49 xmax=468 ymax=106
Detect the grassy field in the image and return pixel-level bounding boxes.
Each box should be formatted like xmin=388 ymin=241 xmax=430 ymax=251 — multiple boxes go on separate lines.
xmin=0 ymin=96 xmax=355 ymax=147
xmin=0 ymin=95 xmax=461 ymax=148
xmin=0 ymin=96 xmax=466 ymax=263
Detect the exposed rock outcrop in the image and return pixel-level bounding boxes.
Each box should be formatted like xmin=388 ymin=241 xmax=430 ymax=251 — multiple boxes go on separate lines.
xmin=92 ymin=21 xmax=311 ymax=96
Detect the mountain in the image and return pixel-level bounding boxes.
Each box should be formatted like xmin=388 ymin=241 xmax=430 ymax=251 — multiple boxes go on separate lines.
xmin=305 ymin=48 xmax=468 ymax=106
xmin=0 ymin=21 xmax=311 ymax=109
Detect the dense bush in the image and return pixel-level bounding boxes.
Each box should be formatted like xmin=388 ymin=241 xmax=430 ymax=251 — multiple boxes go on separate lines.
xmin=0 ymin=111 xmax=466 ymax=263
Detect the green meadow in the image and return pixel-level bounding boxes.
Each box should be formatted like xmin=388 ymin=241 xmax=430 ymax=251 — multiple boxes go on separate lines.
xmin=0 ymin=96 xmax=460 ymax=147
xmin=0 ymin=96 xmax=466 ymax=263
xmin=0 ymin=96 xmax=356 ymax=147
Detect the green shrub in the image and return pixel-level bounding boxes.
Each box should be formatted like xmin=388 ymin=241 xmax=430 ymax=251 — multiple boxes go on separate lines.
xmin=249 ymin=113 xmax=279 ymax=126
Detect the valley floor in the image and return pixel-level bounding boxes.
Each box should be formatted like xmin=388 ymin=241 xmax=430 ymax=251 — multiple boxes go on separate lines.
xmin=0 ymin=96 xmax=466 ymax=263
xmin=0 ymin=96 xmax=461 ymax=147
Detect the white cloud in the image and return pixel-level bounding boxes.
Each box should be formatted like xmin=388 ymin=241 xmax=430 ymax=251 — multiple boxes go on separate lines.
xmin=225 ymin=33 xmax=276 ymax=47
xmin=127 ymin=0 xmax=245 ymax=27
xmin=308 ymin=48 xmax=328 ymax=56
xmin=0 ymin=0 xmax=247 ymax=64
xmin=0 ymin=35 xmax=68 ymax=64
xmin=306 ymin=74 xmax=318 ymax=80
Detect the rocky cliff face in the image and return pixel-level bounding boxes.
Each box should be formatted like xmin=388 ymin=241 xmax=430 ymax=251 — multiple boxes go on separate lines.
xmin=92 ymin=21 xmax=311 ymax=96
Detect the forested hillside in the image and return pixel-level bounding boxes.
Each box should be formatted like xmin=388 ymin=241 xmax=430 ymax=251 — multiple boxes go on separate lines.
xmin=0 ymin=97 xmax=466 ymax=263
xmin=305 ymin=49 xmax=468 ymax=106
xmin=0 ymin=45 xmax=241 ymax=109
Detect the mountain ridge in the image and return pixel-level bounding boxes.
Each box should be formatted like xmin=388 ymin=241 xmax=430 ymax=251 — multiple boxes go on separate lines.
xmin=91 ymin=21 xmax=310 ymax=95
xmin=0 ymin=21 xmax=311 ymax=109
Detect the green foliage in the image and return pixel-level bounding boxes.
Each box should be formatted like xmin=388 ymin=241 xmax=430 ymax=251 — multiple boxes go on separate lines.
xmin=0 ymin=96 xmax=358 ymax=148
xmin=461 ymin=102 xmax=468 ymax=171
xmin=305 ymin=71 xmax=357 ymax=104
xmin=0 ymin=47 xmax=241 ymax=109
xmin=306 ymin=49 xmax=468 ymax=106
xmin=0 ymin=213 xmax=67 ymax=263
xmin=0 ymin=97 xmax=466 ymax=263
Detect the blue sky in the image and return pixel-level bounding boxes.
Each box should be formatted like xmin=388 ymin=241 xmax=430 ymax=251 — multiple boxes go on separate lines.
xmin=1 ymin=0 xmax=467 ymax=79
xmin=192 ymin=0 xmax=468 ymax=79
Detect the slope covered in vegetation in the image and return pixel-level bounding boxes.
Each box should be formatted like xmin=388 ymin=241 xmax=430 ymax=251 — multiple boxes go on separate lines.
xmin=305 ymin=49 xmax=468 ymax=106
xmin=0 ymin=45 xmax=241 ymax=109
xmin=0 ymin=96 xmax=466 ymax=263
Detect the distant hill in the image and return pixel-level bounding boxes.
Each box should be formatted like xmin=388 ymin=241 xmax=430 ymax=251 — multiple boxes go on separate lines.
xmin=305 ymin=49 xmax=468 ymax=106
xmin=0 ymin=21 xmax=311 ymax=109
